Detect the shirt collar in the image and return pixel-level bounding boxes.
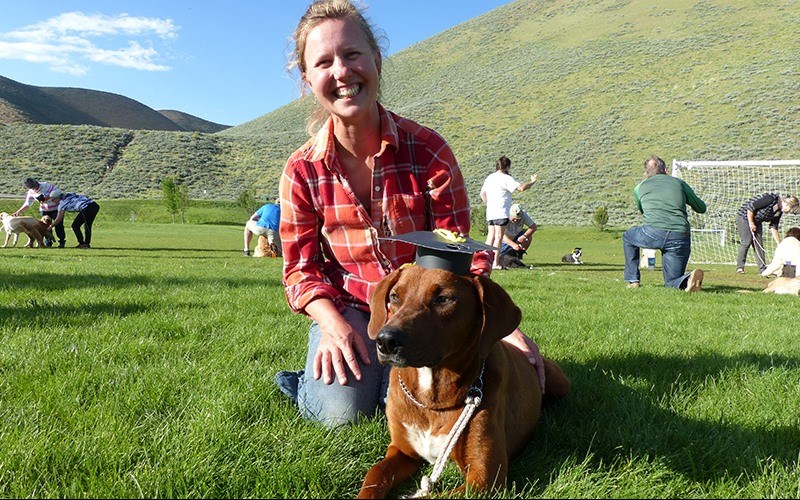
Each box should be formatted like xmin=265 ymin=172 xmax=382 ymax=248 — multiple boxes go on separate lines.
xmin=304 ymin=103 xmax=398 ymax=164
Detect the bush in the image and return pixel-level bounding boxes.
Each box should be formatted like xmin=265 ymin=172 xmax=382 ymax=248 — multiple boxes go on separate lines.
xmin=593 ymin=205 xmax=609 ymax=231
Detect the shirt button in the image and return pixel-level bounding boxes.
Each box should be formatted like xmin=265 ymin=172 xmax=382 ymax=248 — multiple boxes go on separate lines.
xmin=374 ymin=186 xmax=381 ymax=192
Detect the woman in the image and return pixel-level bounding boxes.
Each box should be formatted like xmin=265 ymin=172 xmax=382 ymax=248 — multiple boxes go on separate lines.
xmin=274 ymin=0 xmax=542 ymax=428
xmin=12 ymin=177 xmax=67 ymax=248
xmin=735 ymin=193 xmax=799 ymax=274
xmin=480 ymin=156 xmax=537 ymax=269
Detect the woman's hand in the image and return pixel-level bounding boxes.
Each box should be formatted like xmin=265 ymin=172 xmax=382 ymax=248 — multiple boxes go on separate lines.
xmin=314 ymin=315 xmax=371 ymax=386
xmin=501 ymin=328 xmax=545 ymax=393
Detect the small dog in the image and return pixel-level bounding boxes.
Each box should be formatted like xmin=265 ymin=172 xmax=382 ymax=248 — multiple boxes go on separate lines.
xmin=358 ymin=265 xmax=569 ymax=498
xmin=498 ymin=249 xmax=533 ymax=270
xmin=561 ymin=247 xmax=583 ymax=264
xmin=1 ymin=212 xmax=54 ymax=248
xmin=763 ymin=277 xmax=800 ymax=295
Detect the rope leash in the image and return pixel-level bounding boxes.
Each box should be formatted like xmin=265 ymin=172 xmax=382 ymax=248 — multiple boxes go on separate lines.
xmin=406 ymin=366 xmax=485 ymax=498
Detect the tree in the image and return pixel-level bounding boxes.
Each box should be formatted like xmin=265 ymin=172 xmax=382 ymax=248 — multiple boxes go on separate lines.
xmin=177 ymin=183 xmax=190 ymax=224
xmin=161 ymin=177 xmax=180 ymax=224
xmin=236 ymin=187 xmax=259 ymax=217
xmin=593 ymin=205 xmax=609 ymax=231
xmin=162 ymin=176 xmax=191 ymax=224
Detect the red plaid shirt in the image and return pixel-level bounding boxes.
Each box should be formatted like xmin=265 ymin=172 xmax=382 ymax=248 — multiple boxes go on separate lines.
xmin=280 ymin=104 xmax=490 ymax=314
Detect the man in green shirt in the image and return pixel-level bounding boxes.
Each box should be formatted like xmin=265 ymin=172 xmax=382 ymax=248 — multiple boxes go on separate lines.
xmin=623 ymin=156 xmax=707 ymax=291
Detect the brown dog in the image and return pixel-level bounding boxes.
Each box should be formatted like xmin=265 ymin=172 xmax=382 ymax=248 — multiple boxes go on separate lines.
xmin=358 ymin=265 xmax=569 ymax=499
xmin=1 ymin=212 xmax=54 ymax=248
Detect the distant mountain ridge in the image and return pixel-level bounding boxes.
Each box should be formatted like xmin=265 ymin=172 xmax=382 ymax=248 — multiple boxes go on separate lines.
xmin=0 ymin=75 xmax=230 ymax=132
xmin=1 ymin=0 xmax=798 ymax=229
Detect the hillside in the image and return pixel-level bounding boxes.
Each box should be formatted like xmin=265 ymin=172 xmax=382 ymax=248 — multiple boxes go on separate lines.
xmin=0 ymin=75 xmax=228 ymax=132
xmin=158 ymin=110 xmax=231 ymax=134
xmin=2 ymin=0 xmax=799 ymax=228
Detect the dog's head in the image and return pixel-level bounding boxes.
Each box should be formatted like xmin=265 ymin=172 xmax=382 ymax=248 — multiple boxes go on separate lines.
xmin=573 ymin=248 xmax=582 ymax=257
xmin=0 ymin=212 xmax=9 ymax=223
xmin=367 ymin=266 xmax=522 ymax=368
xmin=40 ymin=215 xmax=53 ymax=225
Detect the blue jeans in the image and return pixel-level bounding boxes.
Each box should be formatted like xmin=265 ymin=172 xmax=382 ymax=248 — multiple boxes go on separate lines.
xmin=285 ymin=306 xmax=391 ymax=428
xmin=623 ymin=226 xmax=692 ymax=289
xmin=500 ymin=231 xmax=524 ymax=256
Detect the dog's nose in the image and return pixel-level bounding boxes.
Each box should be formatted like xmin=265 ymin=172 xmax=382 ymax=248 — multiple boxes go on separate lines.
xmin=375 ymin=327 xmax=403 ymax=356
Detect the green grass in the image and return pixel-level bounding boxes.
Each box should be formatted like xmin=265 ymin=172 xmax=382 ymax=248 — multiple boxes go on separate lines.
xmin=1 ymin=218 xmax=798 ymax=498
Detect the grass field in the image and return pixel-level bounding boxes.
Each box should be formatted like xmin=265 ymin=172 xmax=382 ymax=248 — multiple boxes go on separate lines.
xmin=1 ymin=213 xmax=798 ymax=498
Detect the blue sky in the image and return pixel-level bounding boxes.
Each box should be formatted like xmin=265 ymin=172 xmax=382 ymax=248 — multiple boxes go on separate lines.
xmin=0 ymin=1 xmax=510 ymax=126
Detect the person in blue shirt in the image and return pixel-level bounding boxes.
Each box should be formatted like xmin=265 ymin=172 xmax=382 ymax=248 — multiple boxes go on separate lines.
xmin=49 ymin=193 xmax=101 ymax=249
xmin=243 ymin=199 xmax=281 ymax=257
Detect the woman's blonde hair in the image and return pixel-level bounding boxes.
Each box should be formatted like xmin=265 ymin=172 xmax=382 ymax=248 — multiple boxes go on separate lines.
xmin=288 ymin=0 xmax=385 ymax=135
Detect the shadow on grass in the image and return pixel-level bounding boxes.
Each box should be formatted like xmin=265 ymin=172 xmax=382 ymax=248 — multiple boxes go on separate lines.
xmin=512 ymin=352 xmax=800 ymax=492
xmin=0 ymin=269 xmax=283 ymax=292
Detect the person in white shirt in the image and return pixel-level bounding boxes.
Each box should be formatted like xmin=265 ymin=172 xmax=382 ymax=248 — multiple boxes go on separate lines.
xmin=480 ymin=156 xmax=537 ymax=269
xmin=12 ymin=177 xmax=66 ymax=248
xmin=761 ymin=227 xmax=800 ymax=278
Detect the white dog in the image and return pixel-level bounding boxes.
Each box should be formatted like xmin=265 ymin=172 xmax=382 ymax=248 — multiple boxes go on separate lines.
xmin=763 ymin=277 xmax=800 ymax=295
xmin=761 ymin=231 xmax=800 ymax=278
xmin=0 ymin=212 xmax=54 ymax=248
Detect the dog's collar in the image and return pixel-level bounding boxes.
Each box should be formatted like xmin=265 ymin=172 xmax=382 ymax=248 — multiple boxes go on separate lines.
xmin=397 ymin=363 xmax=485 ymax=411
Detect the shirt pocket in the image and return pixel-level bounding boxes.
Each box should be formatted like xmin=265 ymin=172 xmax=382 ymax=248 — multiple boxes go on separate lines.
xmin=383 ymin=193 xmax=426 ymax=235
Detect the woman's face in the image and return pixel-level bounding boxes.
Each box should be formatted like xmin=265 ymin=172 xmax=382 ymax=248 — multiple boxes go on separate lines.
xmin=302 ymin=18 xmax=381 ymax=124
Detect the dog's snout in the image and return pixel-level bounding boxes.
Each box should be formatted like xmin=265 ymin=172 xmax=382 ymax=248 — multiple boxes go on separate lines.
xmin=376 ymin=327 xmax=403 ymax=356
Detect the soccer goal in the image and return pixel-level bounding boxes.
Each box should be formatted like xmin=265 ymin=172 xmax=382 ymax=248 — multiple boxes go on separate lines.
xmin=671 ymin=160 xmax=800 ymax=265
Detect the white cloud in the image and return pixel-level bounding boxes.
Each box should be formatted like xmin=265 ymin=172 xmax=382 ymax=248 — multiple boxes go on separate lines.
xmin=0 ymin=12 xmax=179 ymax=75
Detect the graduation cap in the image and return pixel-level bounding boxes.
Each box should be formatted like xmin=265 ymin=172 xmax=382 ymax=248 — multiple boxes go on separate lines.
xmin=381 ymin=229 xmax=495 ymax=275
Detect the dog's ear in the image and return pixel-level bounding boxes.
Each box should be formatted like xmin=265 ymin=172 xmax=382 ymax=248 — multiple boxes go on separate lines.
xmin=367 ymin=267 xmax=404 ymax=339
xmin=472 ymin=275 xmax=522 ymax=357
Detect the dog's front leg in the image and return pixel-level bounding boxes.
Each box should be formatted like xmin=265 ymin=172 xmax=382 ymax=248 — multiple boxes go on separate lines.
xmin=358 ymin=445 xmax=423 ymax=499
xmin=455 ymin=440 xmax=509 ymax=497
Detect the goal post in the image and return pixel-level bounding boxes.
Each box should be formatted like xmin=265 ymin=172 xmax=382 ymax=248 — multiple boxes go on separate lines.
xmin=671 ymin=159 xmax=800 ymax=265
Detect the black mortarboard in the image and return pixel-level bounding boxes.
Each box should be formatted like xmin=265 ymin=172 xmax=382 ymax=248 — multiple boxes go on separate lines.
xmin=381 ymin=229 xmax=495 ymax=275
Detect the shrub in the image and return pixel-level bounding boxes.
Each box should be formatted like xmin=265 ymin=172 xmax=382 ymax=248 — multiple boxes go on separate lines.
xmin=593 ymin=205 xmax=609 ymax=231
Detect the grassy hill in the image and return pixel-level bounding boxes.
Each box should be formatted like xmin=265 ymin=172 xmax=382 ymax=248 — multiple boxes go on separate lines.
xmin=2 ymin=0 xmax=798 ymax=228
xmin=158 ymin=110 xmax=231 ymax=134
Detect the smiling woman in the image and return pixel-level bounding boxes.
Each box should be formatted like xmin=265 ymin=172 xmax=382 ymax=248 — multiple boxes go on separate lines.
xmin=272 ymin=0 xmax=542 ymax=430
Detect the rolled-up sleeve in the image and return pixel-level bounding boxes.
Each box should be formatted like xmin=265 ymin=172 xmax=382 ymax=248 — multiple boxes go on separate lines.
xmin=279 ymin=157 xmax=344 ymax=314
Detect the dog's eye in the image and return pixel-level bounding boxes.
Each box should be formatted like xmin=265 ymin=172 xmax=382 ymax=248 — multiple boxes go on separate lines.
xmin=433 ymin=294 xmax=456 ymax=306
xmin=389 ymin=291 xmax=400 ymax=304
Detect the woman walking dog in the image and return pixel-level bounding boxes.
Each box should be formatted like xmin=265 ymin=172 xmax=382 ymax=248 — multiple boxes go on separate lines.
xmin=735 ymin=193 xmax=799 ymax=274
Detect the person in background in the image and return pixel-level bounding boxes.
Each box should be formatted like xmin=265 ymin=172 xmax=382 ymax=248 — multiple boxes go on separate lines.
xmin=49 ymin=193 xmax=100 ymax=249
xmin=273 ymin=0 xmax=543 ymax=428
xmin=12 ymin=177 xmax=66 ymax=248
xmin=735 ymin=193 xmax=799 ymax=274
xmin=499 ymin=203 xmax=537 ymax=260
xmin=623 ymin=155 xmax=706 ymax=291
xmin=243 ymin=199 xmax=281 ymax=257
xmin=761 ymin=226 xmax=800 ymax=278
xmin=480 ymin=156 xmax=537 ymax=270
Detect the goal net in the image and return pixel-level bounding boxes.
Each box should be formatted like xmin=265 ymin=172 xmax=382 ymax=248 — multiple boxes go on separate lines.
xmin=671 ymin=160 xmax=800 ymax=265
